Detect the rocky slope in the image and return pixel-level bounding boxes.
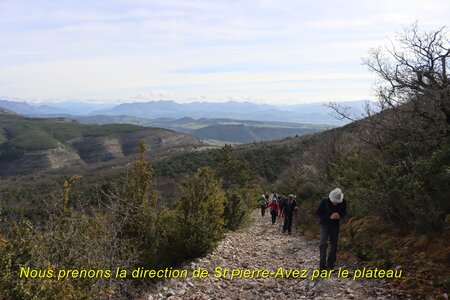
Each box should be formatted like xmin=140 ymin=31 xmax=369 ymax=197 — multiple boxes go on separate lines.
xmin=146 ymin=211 xmax=409 ymax=300
xmin=0 ymin=144 xmax=81 ymax=175
xmin=0 ymin=129 xmax=204 ymax=175
xmin=0 ymin=113 xmax=206 ymax=175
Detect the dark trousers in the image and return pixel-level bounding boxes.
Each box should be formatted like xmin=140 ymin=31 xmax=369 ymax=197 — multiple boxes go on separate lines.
xmin=270 ymin=210 xmax=277 ymax=224
xmin=319 ymin=223 xmax=340 ymax=268
xmin=283 ymin=212 xmax=293 ymax=233
xmin=261 ymin=205 xmax=266 ymax=216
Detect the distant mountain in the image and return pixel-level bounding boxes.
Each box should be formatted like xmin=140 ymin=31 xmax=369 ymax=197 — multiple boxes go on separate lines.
xmin=0 ymin=99 xmax=376 ymax=125
xmin=279 ymin=100 xmax=376 ymax=120
xmin=92 ymin=100 xmax=278 ymax=120
xmin=38 ymin=101 xmax=117 ymax=115
xmin=0 ymin=99 xmax=70 ymax=115
xmin=0 ymin=100 xmax=115 ymax=116
xmin=91 ymin=100 xmax=373 ymax=125
xmin=0 ymin=100 xmax=42 ymax=114
xmin=192 ymin=124 xmax=324 ymax=143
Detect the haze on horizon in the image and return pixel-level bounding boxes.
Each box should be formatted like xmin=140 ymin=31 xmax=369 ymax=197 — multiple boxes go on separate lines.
xmin=0 ymin=0 xmax=449 ymax=105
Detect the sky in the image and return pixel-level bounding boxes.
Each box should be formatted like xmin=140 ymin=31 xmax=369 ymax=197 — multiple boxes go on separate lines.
xmin=0 ymin=0 xmax=449 ymax=104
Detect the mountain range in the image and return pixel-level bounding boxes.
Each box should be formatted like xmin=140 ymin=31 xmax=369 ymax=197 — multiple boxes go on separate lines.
xmin=0 ymin=99 xmax=375 ymax=143
xmin=0 ymin=99 xmax=374 ymax=125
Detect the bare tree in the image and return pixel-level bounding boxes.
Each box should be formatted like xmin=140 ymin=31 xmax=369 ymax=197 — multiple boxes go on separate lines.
xmin=329 ymin=23 xmax=450 ymax=150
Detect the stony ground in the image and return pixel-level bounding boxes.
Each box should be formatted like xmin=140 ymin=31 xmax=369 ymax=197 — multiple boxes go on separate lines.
xmin=146 ymin=211 xmax=410 ymax=300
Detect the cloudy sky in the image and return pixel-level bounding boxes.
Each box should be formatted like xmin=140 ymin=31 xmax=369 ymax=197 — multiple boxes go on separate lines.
xmin=0 ymin=0 xmax=448 ymax=104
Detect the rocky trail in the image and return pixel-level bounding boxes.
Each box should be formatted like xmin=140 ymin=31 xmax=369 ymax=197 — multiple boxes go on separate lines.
xmin=146 ymin=210 xmax=408 ymax=300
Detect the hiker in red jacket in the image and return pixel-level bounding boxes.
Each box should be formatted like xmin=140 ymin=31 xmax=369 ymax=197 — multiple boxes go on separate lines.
xmin=266 ymin=198 xmax=279 ymax=225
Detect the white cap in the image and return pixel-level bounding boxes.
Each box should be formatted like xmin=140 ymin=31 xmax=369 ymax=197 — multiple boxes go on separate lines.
xmin=329 ymin=188 xmax=344 ymax=203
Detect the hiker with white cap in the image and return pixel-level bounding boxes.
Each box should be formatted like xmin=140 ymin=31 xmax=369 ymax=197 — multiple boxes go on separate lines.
xmin=316 ymin=188 xmax=347 ymax=270
xmin=258 ymin=195 xmax=268 ymax=217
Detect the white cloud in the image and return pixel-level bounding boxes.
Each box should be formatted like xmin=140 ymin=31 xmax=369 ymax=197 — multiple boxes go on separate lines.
xmin=0 ymin=0 xmax=448 ymax=103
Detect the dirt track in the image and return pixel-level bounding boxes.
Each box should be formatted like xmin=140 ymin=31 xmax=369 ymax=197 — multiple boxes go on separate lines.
xmin=146 ymin=210 xmax=407 ymax=300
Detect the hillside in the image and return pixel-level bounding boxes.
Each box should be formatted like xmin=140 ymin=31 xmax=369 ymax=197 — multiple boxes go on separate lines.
xmin=150 ymin=95 xmax=449 ymax=298
xmin=1 ymin=111 xmax=446 ymax=298
xmin=0 ymin=113 xmax=447 ymax=299
xmin=0 ymin=113 xmax=205 ymax=175
xmin=192 ymin=124 xmax=323 ymax=143
xmin=70 ymin=115 xmax=333 ymax=143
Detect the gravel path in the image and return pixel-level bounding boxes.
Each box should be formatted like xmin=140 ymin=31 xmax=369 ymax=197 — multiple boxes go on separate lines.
xmin=146 ymin=210 xmax=408 ymax=300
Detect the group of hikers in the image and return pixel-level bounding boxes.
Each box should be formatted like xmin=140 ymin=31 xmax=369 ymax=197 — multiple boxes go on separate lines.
xmin=258 ymin=193 xmax=298 ymax=234
xmin=258 ymin=188 xmax=347 ymax=270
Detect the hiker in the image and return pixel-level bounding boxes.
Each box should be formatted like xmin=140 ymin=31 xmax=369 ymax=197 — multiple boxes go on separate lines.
xmin=278 ymin=195 xmax=286 ymax=218
xmin=283 ymin=194 xmax=297 ymax=234
xmin=258 ymin=195 xmax=267 ymax=217
xmin=270 ymin=191 xmax=276 ymax=202
xmin=266 ymin=198 xmax=279 ymax=225
xmin=316 ymin=188 xmax=347 ymax=270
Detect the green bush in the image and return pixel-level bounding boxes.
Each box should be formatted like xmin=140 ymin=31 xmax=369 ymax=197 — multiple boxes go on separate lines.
xmin=114 ymin=141 xmax=158 ymax=268
xmin=223 ymin=190 xmax=246 ymax=231
xmin=174 ymin=167 xmax=226 ymax=259
xmin=155 ymin=206 xmax=182 ymax=266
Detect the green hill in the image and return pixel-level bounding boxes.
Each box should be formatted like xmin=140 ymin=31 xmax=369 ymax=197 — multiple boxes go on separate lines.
xmin=58 ymin=115 xmax=334 ymax=143
xmin=0 ymin=113 xmax=205 ymax=174
xmin=192 ymin=123 xmax=324 ymax=143
xmin=0 ymin=114 xmax=142 ymax=152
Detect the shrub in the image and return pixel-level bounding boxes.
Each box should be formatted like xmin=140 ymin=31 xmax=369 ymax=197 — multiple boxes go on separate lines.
xmin=174 ymin=167 xmax=225 ymax=259
xmin=223 ymin=190 xmax=246 ymax=231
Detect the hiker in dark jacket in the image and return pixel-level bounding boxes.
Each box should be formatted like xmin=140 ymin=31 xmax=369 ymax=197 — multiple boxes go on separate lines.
xmin=316 ymin=188 xmax=347 ymax=270
xmin=283 ymin=194 xmax=297 ymax=234
xmin=278 ymin=195 xmax=286 ymax=218
xmin=266 ymin=199 xmax=279 ymax=225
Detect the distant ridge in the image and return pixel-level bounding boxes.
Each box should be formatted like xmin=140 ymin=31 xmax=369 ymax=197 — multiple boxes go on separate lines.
xmin=192 ymin=124 xmax=326 ymax=143
xmin=90 ymin=100 xmax=372 ymax=125
xmin=0 ymin=99 xmax=375 ymax=125
xmin=58 ymin=115 xmax=334 ymax=143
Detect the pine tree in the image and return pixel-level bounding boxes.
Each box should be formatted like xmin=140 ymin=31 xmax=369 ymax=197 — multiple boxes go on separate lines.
xmin=223 ymin=190 xmax=246 ymax=231
xmin=214 ymin=145 xmax=252 ymax=189
xmin=175 ymin=167 xmax=225 ymax=259
xmin=116 ymin=140 xmax=158 ymax=267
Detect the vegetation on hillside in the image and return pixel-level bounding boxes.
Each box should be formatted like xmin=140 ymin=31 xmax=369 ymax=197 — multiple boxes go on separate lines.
xmin=0 ymin=141 xmax=260 ymax=299
xmin=0 ymin=24 xmax=448 ymax=299
xmin=0 ymin=113 xmax=144 ymax=159
xmin=283 ymin=24 xmax=450 ymax=297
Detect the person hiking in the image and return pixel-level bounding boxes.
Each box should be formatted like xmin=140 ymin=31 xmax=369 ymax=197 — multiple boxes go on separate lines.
xmin=258 ymin=195 xmax=267 ymax=217
xmin=266 ymin=198 xmax=279 ymax=225
xmin=278 ymin=195 xmax=286 ymax=218
xmin=283 ymin=194 xmax=297 ymax=234
xmin=316 ymin=188 xmax=347 ymax=270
